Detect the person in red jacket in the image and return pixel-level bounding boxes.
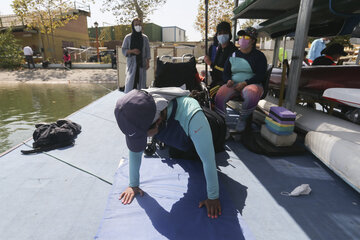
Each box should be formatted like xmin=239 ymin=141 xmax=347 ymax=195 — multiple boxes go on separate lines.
xmin=63 ymin=51 xmax=72 ymax=69
xmin=312 ymin=43 xmax=347 ymax=66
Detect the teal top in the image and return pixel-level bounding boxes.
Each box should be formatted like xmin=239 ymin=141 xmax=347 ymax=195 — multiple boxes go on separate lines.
xmin=229 ymin=56 xmax=255 ymax=83
xmin=128 ymin=97 xmax=219 ymax=199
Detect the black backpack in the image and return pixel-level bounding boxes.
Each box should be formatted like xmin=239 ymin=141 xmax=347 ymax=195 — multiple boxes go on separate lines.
xmin=153 ymin=57 xmax=201 ymax=91
xmin=21 ymin=119 xmax=81 ymax=154
xmin=168 ymin=105 xmax=226 ymax=160
xmin=201 ymin=106 xmax=226 ymax=153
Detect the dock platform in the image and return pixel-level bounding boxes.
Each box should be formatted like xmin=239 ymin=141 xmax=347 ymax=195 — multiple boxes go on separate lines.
xmin=0 ymin=90 xmax=359 ymax=240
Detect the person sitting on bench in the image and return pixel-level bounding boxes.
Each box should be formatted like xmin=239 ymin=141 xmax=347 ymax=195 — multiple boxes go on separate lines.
xmin=214 ymin=27 xmax=267 ymax=132
xmin=312 ymin=43 xmax=347 ymax=66
xmin=63 ymin=51 xmax=72 ymax=69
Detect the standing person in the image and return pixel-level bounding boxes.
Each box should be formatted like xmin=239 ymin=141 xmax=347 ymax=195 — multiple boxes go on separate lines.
xmin=214 ymin=27 xmax=267 ymax=132
xmin=204 ymin=22 xmax=237 ymax=89
xmin=312 ymin=43 xmax=347 ymax=66
xmin=122 ymin=18 xmax=151 ymax=93
xmin=63 ymin=51 xmax=72 ymax=69
xmin=111 ymin=50 xmax=117 ymax=69
xmin=23 ymin=45 xmax=35 ymax=69
xmin=114 ymin=87 xmax=221 ymax=219
xmin=307 ymin=37 xmax=330 ymax=64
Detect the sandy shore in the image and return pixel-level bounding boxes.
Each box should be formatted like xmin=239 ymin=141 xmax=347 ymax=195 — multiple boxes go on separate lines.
xmin=0 ymin=69 xmax=118 ymax=83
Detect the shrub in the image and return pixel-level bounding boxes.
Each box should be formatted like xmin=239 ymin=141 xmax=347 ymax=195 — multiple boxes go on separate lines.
xmin=102 ymin=55 xmax=112 ymax=63
xmin=0 ymin=29 xmax=23 ymax=69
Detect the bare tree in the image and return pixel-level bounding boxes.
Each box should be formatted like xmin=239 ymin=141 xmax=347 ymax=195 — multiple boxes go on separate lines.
xmin=195 ymin=0 xmax=234 ymax=38
xmin=102 ymin=0 xmax=166 ymax=24
xmin=240 ymin=19 xmax=264 ymax=29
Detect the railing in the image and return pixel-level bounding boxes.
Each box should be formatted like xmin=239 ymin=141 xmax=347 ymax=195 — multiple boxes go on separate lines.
xmin=0 ymin=15 xmax=23 ymax=28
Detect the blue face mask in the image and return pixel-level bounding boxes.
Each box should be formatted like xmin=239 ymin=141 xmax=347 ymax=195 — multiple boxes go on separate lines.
xmin=217 ymin=34 xmax=229 ymax=45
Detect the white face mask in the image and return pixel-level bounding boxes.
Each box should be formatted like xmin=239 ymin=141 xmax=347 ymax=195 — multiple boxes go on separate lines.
xmin=217 ymin=34 xmax=229 ymax=45
xmin=134 ymin=25 xmax=142 ymax=32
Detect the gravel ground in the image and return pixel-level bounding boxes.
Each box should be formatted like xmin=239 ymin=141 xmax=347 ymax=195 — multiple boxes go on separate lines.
xmin=0 ymin=68 xmax=118 ymax=84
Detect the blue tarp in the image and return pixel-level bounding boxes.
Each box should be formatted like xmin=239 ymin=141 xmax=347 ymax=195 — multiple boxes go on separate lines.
xmin=95 ymin=156 xmax=253 ymax=240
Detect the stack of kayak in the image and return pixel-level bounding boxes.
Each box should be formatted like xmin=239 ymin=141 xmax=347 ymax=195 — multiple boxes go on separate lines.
xmin=261 ymin=106 xmax=297 ymax=147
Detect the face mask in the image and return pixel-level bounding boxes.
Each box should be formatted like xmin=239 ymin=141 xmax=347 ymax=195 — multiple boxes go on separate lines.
xmin=217 ymin=34 xmax=229 ymax=45
xmin=134 ymin=25 xmax=142 ymax=32
xmin=239 ymin=38 xmax=251 ymax=49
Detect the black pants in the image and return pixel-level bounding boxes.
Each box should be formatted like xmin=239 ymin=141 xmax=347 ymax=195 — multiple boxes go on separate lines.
xmin=25 ymin=55 xmax=35 ymax=68
xmin=65 ymin=61 xmax=72 ymax=69
xmin=133 ymin=65 xmax=140 ymax=89
xmin=111 ymin=57 xmax=116 ymax=69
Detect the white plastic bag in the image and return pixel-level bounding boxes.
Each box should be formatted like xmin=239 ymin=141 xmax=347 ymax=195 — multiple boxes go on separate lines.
xmin=281 ymin=184 xmax=312 ymax=197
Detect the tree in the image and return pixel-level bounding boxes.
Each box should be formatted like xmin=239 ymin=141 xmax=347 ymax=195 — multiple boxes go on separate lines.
xmin=102 ymin=0 xmax=166 ymax=24
xmin=0 ymin=28 xmax=23 ymax=69
xmin=240 ymin=19 xmax=264 ymax=29
xmin=195 ymin=0 xmax=234 ymax=38
xmin=11 ymin=0 xmax=91 ymax=61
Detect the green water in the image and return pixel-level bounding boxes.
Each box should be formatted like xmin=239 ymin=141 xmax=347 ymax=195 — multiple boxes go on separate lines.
xmin=0 ymin=82 xmax=117 ymax=154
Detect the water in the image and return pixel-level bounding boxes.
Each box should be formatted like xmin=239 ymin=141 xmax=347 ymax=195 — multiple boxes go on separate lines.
xmin=0 ymin=82 xmax=117 ymax=154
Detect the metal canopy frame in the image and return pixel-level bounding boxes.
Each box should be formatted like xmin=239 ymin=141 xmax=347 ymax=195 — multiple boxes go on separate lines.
xmin=232 ymin=0 xmax=360 ymax=110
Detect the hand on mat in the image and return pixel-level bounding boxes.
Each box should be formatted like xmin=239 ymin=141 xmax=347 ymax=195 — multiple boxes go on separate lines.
xmin=119 ymin=187 xmax=144 ymax=204
xmin=199 ymin=198 xmax=221 ymax=219
xmin=226 ymin=80 xmax=234 ymax=88
xmin=234 ymin=82 xmax=247 ymax=92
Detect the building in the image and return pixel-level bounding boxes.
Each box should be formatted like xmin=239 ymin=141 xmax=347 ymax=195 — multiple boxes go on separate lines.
xmin=0 ymin=3 xmax=91 ymax=62
xmin=162 ymin=26 xmax=186 ymax=42
xmin=88 ymin=22 xmax=162 ymax=49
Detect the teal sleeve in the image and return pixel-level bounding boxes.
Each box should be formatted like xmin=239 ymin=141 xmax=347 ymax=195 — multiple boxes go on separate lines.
xmin=188 ymin=111 xmax=219 ymax=199
xmin=129 ymin=151 xmax=143 ymax=187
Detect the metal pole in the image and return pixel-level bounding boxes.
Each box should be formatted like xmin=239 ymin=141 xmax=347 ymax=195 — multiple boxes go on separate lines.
xmin=284 ymin=0 xmax=314 ymax=111
xmin=279 ymin=36 xmax=287 ymax=106
xmin=272 ymin=37 xmax=281 ymax=67
xmin=232 ymin=0 xmax=239 ymax=42
xmin=96 ymin=26 xmax=100 ymax=63
xmin=282 ymin=36 xmax=287 ymax=64
xmin=204 ymin=0 xmax=209 ymax=85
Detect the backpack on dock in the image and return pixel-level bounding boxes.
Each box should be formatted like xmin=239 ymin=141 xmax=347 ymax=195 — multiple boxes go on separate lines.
xmin=21 ymin=119 xmax=81 ymax=155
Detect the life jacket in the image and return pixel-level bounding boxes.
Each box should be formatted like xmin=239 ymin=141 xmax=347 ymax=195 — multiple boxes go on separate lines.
xmin=154 ymin=99 xmax=226 ymax=160
xmin=154 ymin=100 xmax=193 ymax=152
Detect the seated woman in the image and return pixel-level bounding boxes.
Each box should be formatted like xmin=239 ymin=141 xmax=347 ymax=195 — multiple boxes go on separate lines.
xmin=312 ymin=43 xmax=347 ymax=66
xmin=214 ymin=27 xmax=267 ymax=132
xmin=204 ymin=22 xmax=237 ymax=89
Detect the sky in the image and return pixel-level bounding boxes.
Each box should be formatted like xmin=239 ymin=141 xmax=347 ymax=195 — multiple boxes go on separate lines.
xmin=1 ymin=0 xmax=203 ymax=41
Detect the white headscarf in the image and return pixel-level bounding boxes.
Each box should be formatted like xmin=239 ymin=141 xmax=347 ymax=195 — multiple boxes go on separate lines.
xmin=143 ymin=85 xmax=190 ymax=123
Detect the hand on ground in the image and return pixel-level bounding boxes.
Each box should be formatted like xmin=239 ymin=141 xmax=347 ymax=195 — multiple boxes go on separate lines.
xmin=199 ymin=198 xmax=222 ymax=219
xmin=119 ymin=186 xmax=144 ymax=204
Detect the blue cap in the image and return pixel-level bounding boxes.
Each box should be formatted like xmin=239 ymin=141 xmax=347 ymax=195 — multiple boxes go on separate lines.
xmin=114 ymin=89 xmax=156 ymax=152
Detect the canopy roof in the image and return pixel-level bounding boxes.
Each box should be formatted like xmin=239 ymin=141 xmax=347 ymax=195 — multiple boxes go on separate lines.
xmin=233 ymin=0 xmax=360 ymax=38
